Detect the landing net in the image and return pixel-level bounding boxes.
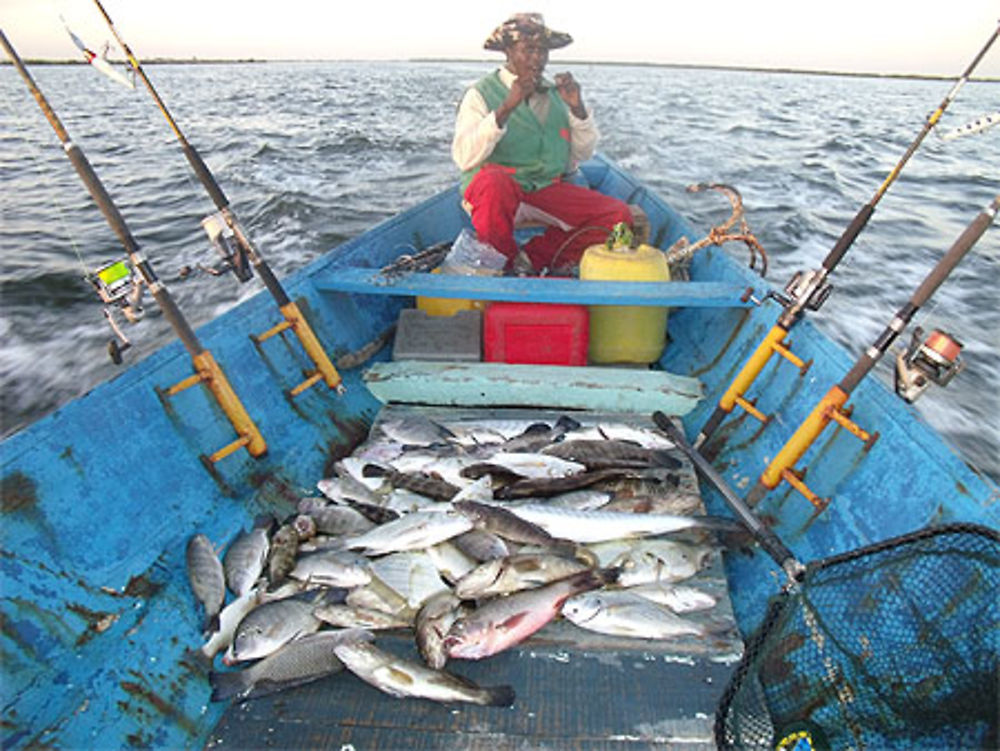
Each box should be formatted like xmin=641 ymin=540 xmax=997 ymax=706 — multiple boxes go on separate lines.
xmin=715 ymin=523 xmax=999 ymax=750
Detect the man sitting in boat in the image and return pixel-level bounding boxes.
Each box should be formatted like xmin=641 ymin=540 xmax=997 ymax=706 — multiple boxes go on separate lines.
xmin=452 ymin=13 xmax=633 ymax=276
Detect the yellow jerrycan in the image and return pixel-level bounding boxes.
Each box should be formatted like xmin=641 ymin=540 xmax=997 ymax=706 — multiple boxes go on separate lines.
xmin=579 ymin=224 xmax=670 ymax=364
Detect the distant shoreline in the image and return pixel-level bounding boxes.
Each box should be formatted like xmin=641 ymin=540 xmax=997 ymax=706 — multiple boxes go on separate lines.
xmin=3 ymin=57 xmax=997 ymax=82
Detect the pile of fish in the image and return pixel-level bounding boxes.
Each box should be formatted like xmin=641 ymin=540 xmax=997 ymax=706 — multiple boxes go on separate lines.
xmin=187 ymin=407 xmax=746 ymax=707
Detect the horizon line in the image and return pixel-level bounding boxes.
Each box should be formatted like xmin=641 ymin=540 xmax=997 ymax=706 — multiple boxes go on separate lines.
xmin=4 ymin=57 xmax=999 ymax=82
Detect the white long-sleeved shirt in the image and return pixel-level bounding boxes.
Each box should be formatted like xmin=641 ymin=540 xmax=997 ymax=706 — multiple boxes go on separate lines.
xmin=451 ymin=66 xmax=599 ymax=175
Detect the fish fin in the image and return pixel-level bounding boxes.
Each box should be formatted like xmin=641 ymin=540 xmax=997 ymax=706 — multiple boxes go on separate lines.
xmin=555 ymin=415 xmax=582 ymax=432
xmin=498 ymin=612 xmax=530 ymax=632
xmin=482 ymin=684 xmax=517 ymax=707
xmin=208 ymin=669 xmax=252 ymax=702
xmin=375 ymin=665 xmax=416 ymax=687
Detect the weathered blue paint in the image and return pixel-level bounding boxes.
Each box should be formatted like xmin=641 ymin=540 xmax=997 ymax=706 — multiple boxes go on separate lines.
xmin=1 ymin=154 xmax=996 ymax=749
xmin=315 ymin=267 xmax=757 ymax=308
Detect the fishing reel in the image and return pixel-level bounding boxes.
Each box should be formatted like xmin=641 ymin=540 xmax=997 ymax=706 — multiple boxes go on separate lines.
xmin=781 ymin=269 xmax=833 ymax=312
xmin=90 ymin=259 xmax=144 ymax=365
xmin=895 ymin=327 xmax=964 ymax=403
xmin=201 ymin=210 xmax=254 ymax=282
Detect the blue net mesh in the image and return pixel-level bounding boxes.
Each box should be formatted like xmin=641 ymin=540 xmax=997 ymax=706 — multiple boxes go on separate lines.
xmin=715 ymin=524 xmax=999 ymax=750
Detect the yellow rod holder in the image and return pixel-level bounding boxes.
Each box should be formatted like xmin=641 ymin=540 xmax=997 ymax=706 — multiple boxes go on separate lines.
xmin=163 ymin=350 xmax=267 ymax=460
xmin=719 ymin=325 xmax=789 ymax=412
xmin=252 ymin=301 xmax=343 ymax=397
xmin=757 ymin=384 xmax=877 ymax=506
xmin=780 ymin=468 xmax=829 ymax=511
xmin=733 ymin=395 xmax=768 ymax=424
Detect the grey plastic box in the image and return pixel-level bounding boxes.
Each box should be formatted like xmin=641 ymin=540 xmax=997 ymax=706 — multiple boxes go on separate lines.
xmin=392 ymin=308 xmax=482 ymax=361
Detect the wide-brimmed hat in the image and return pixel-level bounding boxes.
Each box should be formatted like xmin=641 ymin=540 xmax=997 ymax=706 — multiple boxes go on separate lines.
xmin=483 ymin=13 xmax=572 ymax=52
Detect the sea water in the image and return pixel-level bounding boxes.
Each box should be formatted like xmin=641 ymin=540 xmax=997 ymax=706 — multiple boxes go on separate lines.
xmin=1 ymin=61 xmax=997 ymax=480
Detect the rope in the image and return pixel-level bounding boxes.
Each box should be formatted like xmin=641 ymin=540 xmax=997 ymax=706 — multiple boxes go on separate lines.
xmin=665 ymin=183 xmax=769 ymax=276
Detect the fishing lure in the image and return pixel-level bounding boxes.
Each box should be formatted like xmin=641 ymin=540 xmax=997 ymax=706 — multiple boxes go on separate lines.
xmin=62 ymin=19 xmax=134 ymax=89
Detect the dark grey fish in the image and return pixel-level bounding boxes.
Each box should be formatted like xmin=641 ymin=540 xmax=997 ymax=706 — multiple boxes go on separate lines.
xmin=209 ymin=629 xmax=374 ymax=702
xmin=363 ymin=463 xmax=460 ymax=502
xmin=495 ymin=468 xmax=635 ymax=500
xmin=186 ymin=533 xmax=225 ymax=634
xmin=268 ymin=522 xmax=301 ymax=587
xmin=454 ymin=500 xmax=579 ymax=560
xmin=542 ymin=439 xmax=682 ymax=470
xmin=298 ymin=497 xmax=376 ymax=536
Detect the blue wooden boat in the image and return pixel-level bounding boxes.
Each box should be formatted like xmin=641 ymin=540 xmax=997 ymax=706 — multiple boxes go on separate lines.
xmin=2 ymin=153 xmax=996 ymax=750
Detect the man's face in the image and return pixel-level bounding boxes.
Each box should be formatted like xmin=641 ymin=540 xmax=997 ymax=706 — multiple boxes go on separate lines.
xmin=505 ymin=37 xmax=548 ymax=86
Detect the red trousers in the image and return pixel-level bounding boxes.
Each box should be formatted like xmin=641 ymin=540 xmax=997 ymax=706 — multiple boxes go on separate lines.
xmin=464 ymin=165 xmax=633 ymax=273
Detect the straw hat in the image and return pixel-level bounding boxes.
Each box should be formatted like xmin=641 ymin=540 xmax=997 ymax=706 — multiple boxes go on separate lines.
xmin=483 ymin=13 xmax=573 ymax=52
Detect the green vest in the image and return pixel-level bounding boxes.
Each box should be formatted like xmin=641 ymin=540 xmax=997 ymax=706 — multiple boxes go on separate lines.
xmin=461 ymin=71 xmax=572 ymax=193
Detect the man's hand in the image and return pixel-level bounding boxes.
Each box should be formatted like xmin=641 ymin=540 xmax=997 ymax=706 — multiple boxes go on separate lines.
xmin=555 ymin=72 xmax=586 ymax=119
xmin=496 ymin=73 xmax=538 ymax=127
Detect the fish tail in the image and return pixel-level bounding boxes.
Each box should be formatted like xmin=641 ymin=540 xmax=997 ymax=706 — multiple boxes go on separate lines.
xmin=555 ymin=415 xmax=582 ymax=431
xmin=208 ymin=668 xmax=251 ymax=702
xmin=203 ymin=612 xmax=221 ymax=635
xmin=361 ymin=463 xmax=388 ymax=478
xmin=480 ymin=684 xmax=517 ymax=707
xmin=650 ymin=450 xmax=682 ymax=469
xmin=596 ymin=565 xmax=622 ymax=587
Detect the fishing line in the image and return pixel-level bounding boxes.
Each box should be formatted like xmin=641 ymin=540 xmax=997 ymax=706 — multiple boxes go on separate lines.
xmin=19 ymin=108 xmax=92 ymax=279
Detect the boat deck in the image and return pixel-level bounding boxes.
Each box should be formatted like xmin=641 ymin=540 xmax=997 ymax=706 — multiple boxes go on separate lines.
xmin=206 ymin=407 xmax=745 ymax=750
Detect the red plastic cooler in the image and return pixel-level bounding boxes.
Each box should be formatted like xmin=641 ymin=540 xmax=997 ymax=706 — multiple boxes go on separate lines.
xmin=483 ymin=302 xmax=589 ymax=366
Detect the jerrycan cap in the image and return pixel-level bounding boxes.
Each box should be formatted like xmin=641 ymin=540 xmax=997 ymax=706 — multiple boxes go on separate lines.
xmin=605 ymin=222 xmax=637 ymax=253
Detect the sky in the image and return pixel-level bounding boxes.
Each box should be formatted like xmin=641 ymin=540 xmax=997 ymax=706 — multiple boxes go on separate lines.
xmin=4 ymin=0 xmax=1000 ymax=77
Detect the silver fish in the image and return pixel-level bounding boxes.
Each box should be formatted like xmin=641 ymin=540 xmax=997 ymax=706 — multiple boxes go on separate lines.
xmin=451 ymin=529 xmax=512 ymax=562
xmin=209 ymin=628 xmax=374 ymax=702
xmin=346 ymin=575 xmax=413 ymax=619
xmin=504 ymin=505 xmax=741 ymax=543
xmin=415 ymin=590 xmax=467 ymax=669
xmin=316 ymin=475 xmax=381 ymax=505
xmin=472 ymin=452 xmax=586 ymax=479
xmin=223 ymin=593 xmax=325 ymax=664
xmin=314 ymin=603 xmax=412 ymax=630
xmin=376 ymin=413 xmax=456 ymax=446
xmin=369 ymin=550 xmax=451 ymax=610
xmin=626 ymin=582 xmax=718 ymax=613
xmin=289 ymin=549 xmax=372 ymax=588
xmin=345 ymin=510 xmax=473 ymax=556
xmin=562 ymin=589 xmax=710 ymax=639
xmin=200 ymin=588 xmax=261 ymax=660
xmin=186 ymin=533 xmax=226 ymax=634
xmin=590 ymin=539 xmax=714 ymax=587
xmin=333 ymin=640 xmax=515 ymax=706
xmin=297 ymin=498 xmax=375 ymax=536
xmin=453 ymin=554 xmax=591 ymax=599
xmin=426 ymin=541 xmax=478 ymax=585
xmin=445 ymin=568 xmax=617 ymax=661
xmin=223 ymin=519 xmax=272 ymax=598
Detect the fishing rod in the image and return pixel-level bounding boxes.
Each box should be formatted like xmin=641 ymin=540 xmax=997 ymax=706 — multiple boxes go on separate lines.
xmin=90 ymin=0 xmax=343 ymax=399
xmin=743 ymin=193 xmax=999 ymax=510
xmin=1 ymin=29 xmax=266 ymax=465
xmin=652 ymin=412 xmax=805 ymax=585
xmin=693 ymin=22 xmax=1000 ymax=451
